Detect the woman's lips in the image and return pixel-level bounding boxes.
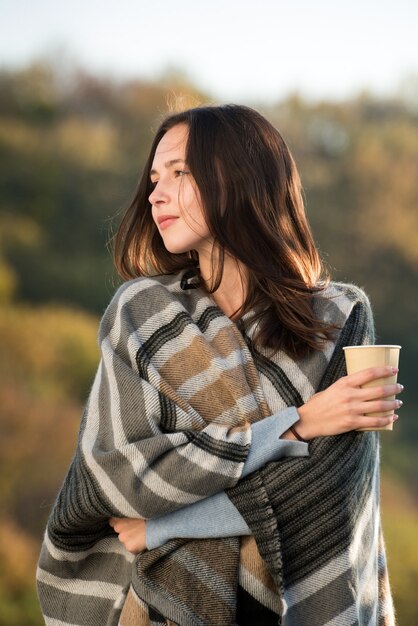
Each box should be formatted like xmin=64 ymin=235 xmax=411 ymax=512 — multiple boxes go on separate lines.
xmin=158 ymin=216 xmax=178 ymax=230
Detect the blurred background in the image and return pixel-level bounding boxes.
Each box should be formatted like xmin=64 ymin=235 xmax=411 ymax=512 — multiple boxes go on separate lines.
xmin=1 ymin=1 xmax=417 ymax=624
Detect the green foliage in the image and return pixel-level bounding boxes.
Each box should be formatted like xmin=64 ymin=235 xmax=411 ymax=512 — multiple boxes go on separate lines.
xmin=0 ymin=304 xmax=99 ymax=400
xmin=0 ymin=519 xmax=43 ymax=626
xmin=0 ymin=588 xmax=43 ymax=626
xmin=0 ymin=258 xmax=16 ymax=303
xmin=0 ymin=303 xmax=99 ymax=623
xmin=0 ymin=305 xmax=98 ymax=537
xmin=381 ymin=473 xmax=418 ymax=626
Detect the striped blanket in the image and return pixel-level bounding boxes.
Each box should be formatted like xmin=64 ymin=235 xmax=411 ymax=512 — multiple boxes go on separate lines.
xmin=36 ymin=270 xmax=395 ymax=625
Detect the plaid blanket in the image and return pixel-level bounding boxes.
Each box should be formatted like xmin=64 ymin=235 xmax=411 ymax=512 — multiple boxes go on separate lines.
xmin=37 ymin=270 xmax=395 ymax=625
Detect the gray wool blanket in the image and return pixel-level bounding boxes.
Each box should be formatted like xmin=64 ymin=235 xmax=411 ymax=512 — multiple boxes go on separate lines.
xmin=36 ymin=270 xmax=395 ymax=626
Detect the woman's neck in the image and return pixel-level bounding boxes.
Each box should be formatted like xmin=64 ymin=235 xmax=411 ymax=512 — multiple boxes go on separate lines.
xmin=197 ymin=248 xmax=247 ymax=318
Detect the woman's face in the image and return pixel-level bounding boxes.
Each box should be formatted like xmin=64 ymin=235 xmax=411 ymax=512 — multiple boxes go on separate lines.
xmin=149 ymin=124 xmax=213 ymax=256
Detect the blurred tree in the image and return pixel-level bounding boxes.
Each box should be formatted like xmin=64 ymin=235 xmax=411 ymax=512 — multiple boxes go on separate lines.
xmin=0 ymin=258 xmax=16 ymax=303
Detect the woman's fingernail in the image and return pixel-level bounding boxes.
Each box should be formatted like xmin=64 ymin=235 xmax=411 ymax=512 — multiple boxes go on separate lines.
xmin=392 ymin=367 xmax=399 ymax=374
xmin=396 ymin=400 xmax=403 ymax=407
xmin=392 ymin=414 xmax=399 ymax=421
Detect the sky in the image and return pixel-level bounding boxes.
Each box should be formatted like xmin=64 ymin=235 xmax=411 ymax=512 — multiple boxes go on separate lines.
xmin=1 ymin=0 xmax=417 ymax=103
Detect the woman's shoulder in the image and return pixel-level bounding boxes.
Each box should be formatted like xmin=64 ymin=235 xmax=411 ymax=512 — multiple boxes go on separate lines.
xmin=98 ymin=273 xmax=184 ymax=340
xmin=109 ymin=273 xmax=182 ymax=303
xmin=313 ymin=281 xmax=373 ymax=325
xmin=321 ymin=281 xmax=372 ymax=305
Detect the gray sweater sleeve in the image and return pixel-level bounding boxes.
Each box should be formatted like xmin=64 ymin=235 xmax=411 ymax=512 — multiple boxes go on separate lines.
xmin=146 ymin=407 xmax=308 ymax=549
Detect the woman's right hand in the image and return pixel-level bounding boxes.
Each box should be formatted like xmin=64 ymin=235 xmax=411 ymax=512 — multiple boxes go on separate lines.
xmin=109 ymin=517 xmax=147 ymax=554
xmin=292 ymin=366 xmax=403 ymax=440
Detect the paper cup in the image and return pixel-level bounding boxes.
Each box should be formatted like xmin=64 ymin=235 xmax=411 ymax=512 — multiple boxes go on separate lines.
xmin=343 ymin=345 xmax=401 ymax=431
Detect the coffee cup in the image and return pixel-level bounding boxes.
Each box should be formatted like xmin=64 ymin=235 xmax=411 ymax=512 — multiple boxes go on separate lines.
xmin=343 ymin=345 xmax=401 ymax=431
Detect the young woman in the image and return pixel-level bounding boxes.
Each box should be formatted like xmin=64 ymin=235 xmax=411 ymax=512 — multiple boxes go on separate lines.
xmin=37 ymin=105 xmax=400 ymax=626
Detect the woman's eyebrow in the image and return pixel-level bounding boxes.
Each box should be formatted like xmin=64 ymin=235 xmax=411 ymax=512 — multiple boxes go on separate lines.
xmin=150 ymin=159 xmax=186 ymax=177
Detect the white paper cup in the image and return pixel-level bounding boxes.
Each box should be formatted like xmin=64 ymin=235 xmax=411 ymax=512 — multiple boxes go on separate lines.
xmin=343 ymin=345 xmax=401 ymax=431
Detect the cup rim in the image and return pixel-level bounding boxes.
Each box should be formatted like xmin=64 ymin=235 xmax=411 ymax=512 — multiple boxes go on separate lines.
xmin=343 ymin=345 xmax=402 ymax=350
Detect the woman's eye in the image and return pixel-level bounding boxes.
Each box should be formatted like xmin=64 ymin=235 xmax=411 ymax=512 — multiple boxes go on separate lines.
xmin=150 ymin=180 xmax=158 ymax=187
xmin=175 ymin=170 xmax=190 ymax=177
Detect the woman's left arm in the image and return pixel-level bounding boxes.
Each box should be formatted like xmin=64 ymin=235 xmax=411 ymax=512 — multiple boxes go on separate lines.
xmin=111 ymin=406 xmax=308 ymax=552
xmin=110 ymin=490 xmax=250 ymax=553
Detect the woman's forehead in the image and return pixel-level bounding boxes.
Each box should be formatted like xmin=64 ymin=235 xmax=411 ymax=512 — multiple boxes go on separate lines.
xmin=153 ymin=124 xmax=189 ymax=161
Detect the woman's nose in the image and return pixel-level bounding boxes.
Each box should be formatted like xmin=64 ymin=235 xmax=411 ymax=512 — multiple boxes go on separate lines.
xmin=148 ymin=181 xmax=169 ymax=206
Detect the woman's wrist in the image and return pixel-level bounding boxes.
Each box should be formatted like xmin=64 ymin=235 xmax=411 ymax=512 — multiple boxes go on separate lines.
xmin=289 ymin=405 xmax=312 ymax=441
xmin=289 ymin=424 xmax=309 ymax=443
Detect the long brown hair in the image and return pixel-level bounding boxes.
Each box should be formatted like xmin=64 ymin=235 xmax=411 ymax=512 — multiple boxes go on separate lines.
xmin=114 ymin=104 xmax=335 ymax=358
